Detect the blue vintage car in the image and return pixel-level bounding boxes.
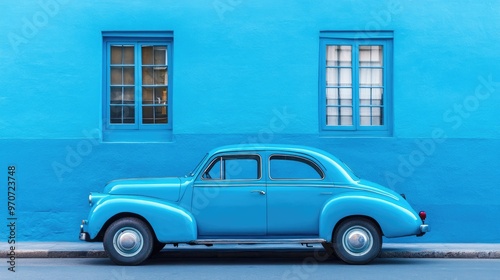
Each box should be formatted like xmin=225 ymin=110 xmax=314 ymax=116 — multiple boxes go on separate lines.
xmin=80 ymin=144 xmax=429 ymax=265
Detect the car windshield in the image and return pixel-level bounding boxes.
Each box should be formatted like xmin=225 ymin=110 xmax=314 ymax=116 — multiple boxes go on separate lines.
xmin=187 ymin=153 xmax=208 ymax=177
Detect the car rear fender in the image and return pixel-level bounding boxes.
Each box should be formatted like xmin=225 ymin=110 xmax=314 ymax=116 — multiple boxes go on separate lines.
xmin=87 ymin=195 xmax=197 ymax=242
xmin=319 ymin=192 xmax=422 ymax=241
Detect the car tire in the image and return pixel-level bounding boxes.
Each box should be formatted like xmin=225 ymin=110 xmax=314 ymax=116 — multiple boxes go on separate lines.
xmin=332 ymin=218 xmax=381 ymax=265
xmin=103 ymin=217 xmax=153 ymax=265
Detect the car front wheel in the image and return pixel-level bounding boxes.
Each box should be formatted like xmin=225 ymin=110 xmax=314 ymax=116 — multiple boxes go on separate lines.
xmin=332 ymin=218 xmax=381 ymax=265
xmin=103 ymin=217 xmax=153 ymax=265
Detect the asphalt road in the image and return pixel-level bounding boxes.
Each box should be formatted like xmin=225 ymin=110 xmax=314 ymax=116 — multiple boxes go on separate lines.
xmin=5 ymin=257 xmax=500 ymax=280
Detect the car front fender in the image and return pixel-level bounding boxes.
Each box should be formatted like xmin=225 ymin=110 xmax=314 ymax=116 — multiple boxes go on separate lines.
xmin=87 ymin=195 xmax=197 ymax=243
xmin=319 ymin=192 xmax=422 ymax=241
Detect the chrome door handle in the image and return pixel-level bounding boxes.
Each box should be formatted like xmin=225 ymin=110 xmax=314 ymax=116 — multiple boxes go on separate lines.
xmin=251 ymin=190 xmax=266 ymax=195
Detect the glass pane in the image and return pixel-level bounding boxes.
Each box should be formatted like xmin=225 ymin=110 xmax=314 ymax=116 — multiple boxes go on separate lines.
xmin=110 ymin=105 xmax=135 ymax=124
xmin=359 ymin=88 xmax=370 ymax=105
xmin=326 ymin=68 xmax=352 ymax=87
xmin=142 ymin=46 xmax=153 ymax=65
xmin=204 ymin=158 xmax=221 ymax=180
xmin=155 ymin=106 xmax=167 ymax=123
xmin=123 ymin=46 xmax=134 ymax=64
xmin=270 ymin=155 xmax=323 ymax=179
xmin=326 ymin=107 xmax=352 ymax=126
xmin=359 ymin=46 xmax=382 ymax=67
xmin=123 ymin=67 xmax=134 ymax=85
xmin=110 ymin=67 xmax=122 ymax=85
xmin=142 ymin=106 xmax=154 ymax=123
xmin=326 ymin=88 xmax=339 ymax=105
xmin=110 ymin=87 xmax=122 ymax=104
xmin=142 ymin=67 xmax=153 ymax=85
xmin=326 ymin=45 xmax=351 ymax=67
xmin=154 ymin=46 xmax=167 ymax=65
xmin=154 ymin=68 xmax=167 ymax=85
xmin=142 ymin=67 xmax=167 ymax=85
xmin=359 ymin=68 xmax=382 ymax=86
xmin=142 ymin=87 xmax=154 ymax=104
xmin=111 ymin=46 xmax=122 ymax=64
xmin=225 ymin=157 xmax=259 ymax=180
xmin=111 ymin=45 xmax=134 ymax=64
xmin=123 ymin=87 xmax=135 ymax=104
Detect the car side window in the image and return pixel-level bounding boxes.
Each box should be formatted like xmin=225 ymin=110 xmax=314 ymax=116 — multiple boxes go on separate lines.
xmin=202 ymin=155 xmax=261 ymax=180
xmin=269 ymin=155 xmax=324 ymax=180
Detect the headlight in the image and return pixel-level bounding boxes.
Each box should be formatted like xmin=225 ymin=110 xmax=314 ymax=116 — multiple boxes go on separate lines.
xmin=88 ymin=193 xmax=93 ymax=206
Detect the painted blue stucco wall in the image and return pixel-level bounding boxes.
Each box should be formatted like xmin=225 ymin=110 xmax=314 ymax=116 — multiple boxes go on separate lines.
xmin=0 ymin=0 xmax=499 ymax=242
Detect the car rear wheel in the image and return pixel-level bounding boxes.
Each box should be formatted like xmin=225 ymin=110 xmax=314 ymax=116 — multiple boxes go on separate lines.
xmin=103 ymin=217 xmax=153 ymax=265
xmin=332 ymin=218 xmax=381 ymax=265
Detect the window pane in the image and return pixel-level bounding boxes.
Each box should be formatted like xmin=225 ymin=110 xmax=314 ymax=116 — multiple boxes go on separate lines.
xmin=359 ymin=68 xmax=383 ymax=86
xmin=142 ymin=46 xmax=153 ymax=65
xmin=203 ymin=158 xmax=221 ymax=180
xmin=327 ymin=106 xmax=352 ymax=126
xmin=326 ymin=45 xmax=351 ymax=67
xmin=142 ymin=67 xmax=167 ymax=85
xmin=110 ymin=67 xmax=122 ymax=85
xmin=123 ymin=46 xmax=134 ymax=64
xmin=123 ymin=67 xmax=135 ymax=85
xmin=110 ymin=105 xmax=135 ymax=124
xmin=111 ymin=45 xmax=134 ymax=64
xmin=359 ymin=46 xmax=382 ymax=67
xmin=326 ymin=68 xmax=352 ymax=87
xmin=225 ymin=157 xmax=259 ymax=180
xmin=154 ymin=46 xmax=167 ymax=65
xmin=111 ymin=46 xmax=122 ymax=64
xmin=327 ymin=88 xmax=352 ymax=106
xmin=270 ymin=155 xmax=323 ymax=179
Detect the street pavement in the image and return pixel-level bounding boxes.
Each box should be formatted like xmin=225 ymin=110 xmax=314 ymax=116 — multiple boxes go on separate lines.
xmin=3 ymin=242 xmax=500 ymax=259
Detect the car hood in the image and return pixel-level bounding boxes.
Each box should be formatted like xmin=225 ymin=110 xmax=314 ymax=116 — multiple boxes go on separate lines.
xmin=103 ymin=177 xmax=182 ymax=202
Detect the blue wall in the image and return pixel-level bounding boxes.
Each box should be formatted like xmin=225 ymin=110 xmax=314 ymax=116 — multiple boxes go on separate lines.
xmin=1 ymin=0 xmax=499 ymax=242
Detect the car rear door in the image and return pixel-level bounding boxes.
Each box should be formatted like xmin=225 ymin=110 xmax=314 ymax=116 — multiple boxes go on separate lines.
xmin=266 ymin=153 xmax=333 ymax=236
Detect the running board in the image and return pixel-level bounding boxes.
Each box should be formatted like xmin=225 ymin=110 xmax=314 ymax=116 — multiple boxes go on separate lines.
xmin=192 ymin=238 xmax=327 ymax=245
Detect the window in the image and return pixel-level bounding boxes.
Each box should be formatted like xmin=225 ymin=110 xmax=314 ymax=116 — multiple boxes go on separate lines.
xmin=319 ymin=31 xmax=393 ymax=135
xmin=103 ymin=32 xmax=173 ymax=133
xmin=269 ymin=155 xmax=323 ymax=180
xmin=202 ymin=155 xmax=261 ymax=180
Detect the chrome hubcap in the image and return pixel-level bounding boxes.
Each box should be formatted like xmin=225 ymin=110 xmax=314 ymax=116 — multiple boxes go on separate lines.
xmin=342 ymin=226 xmax=373 ymax=256
xmin=113 ymin=227 xmax=143 ymax=257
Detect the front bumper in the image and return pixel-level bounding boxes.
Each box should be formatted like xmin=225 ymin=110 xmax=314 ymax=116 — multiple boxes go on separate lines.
xmin=79 ymin=220 xmax=91 ymax=241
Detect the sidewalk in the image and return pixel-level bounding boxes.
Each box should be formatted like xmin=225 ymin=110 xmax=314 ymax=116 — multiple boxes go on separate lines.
xmin=3 ymin=242 xmax=500 ymax=259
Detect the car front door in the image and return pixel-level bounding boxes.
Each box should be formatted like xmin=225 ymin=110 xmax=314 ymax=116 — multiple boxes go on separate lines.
xmin=266 ymin=154 xmax=333 ymax=236
xmin=192 ymin=154 xmax=267 ymax=237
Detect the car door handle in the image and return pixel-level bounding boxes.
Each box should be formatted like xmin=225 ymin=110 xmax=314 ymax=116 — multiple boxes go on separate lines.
xmin=251 ymin=190 xmax=266 ymax=195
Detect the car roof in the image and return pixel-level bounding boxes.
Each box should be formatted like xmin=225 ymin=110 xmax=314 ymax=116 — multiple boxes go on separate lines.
xmin=208 ymin=144 xmax=329 ymax=155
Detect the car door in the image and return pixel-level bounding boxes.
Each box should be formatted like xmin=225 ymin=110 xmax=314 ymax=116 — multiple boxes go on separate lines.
xmin=266 ymin=153 xmax=334 ymax=236
xmin=192 ymin=154 xmax=267 ymax=237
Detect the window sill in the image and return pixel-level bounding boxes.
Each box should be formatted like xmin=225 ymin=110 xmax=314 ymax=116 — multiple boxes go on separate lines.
xmin=103 ymin=129 xmax=173 ymax=143
xmin=319 ymin=129 xmax=392 ymax=138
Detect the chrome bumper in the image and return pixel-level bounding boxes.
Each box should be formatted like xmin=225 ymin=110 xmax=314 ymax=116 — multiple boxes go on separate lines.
xmin=417 ymin=224 xmax=430 ymax=237
xmin=79 ymin=221 xmax=91 ymax=241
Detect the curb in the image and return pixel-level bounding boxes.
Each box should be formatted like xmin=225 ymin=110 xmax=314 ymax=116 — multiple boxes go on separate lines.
xmin=3 ymin=243 xmax=500 ymax=259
